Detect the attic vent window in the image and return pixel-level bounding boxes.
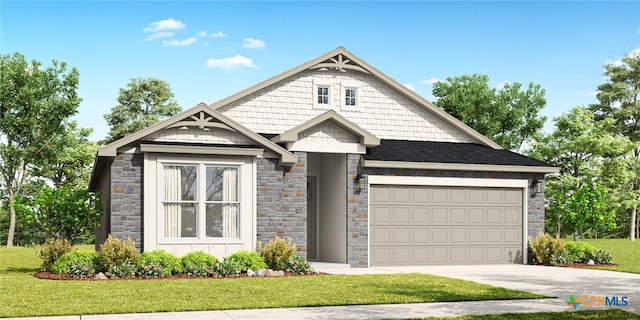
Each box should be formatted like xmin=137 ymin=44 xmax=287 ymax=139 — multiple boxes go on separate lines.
xmin=317 ymin=86 xmax=329 ymax=105
xmin=345 ymin=88 xmax=357 ymax=106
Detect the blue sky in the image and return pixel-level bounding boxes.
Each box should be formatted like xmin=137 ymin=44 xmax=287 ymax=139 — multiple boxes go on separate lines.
xmin=2 ymin=1 xmax=639 ymax=142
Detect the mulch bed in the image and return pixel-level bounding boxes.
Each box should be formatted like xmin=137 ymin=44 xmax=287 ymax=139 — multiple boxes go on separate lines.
xmin=33 ymin=271 xmax=327 ymax=281
xmin=554 ymin=263 xmax=618 ymax=269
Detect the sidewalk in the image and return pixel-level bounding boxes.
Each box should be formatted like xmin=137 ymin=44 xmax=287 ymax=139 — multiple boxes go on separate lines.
xmin=3 ymin=298 xmax=569 ymax=320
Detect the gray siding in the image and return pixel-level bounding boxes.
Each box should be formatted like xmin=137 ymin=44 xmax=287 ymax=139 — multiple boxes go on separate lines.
xmin=256 ymin=152 xmax=307 ymax=258
xmin=109 ymin=153 xmax=144 ymax=251
xmin=94 ymin=161 xmax=112 ymax=251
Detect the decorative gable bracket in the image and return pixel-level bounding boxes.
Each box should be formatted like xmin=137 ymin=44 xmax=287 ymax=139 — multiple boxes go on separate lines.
xmin=167 ymin=111 xmax=234 ymax=131
xmin=309 ymin=54 xmax=369 ymax=74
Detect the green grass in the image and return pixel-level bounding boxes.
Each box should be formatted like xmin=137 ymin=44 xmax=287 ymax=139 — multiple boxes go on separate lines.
xmin=565 ymin=238 xmax=640 ymax=274
xmin=0 ymin=246 xmax=544 ymax=318
xmin=423 ymin=309 xmax=640 ymax=319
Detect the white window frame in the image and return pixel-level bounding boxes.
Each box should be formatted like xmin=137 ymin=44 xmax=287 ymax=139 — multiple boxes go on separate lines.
xmin=313 ymin=79 xmax=334 ymax=109
xmin=341 ymin=80 xmax=361 ymax=108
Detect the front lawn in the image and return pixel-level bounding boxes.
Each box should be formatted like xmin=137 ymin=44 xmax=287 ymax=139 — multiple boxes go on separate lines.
xmin=424 ymin=309 xmax=640 ymax=319
xmin=0 ymin=246 xmax=543 ymax=318
xmin=581 ymin=238 xmax=640 ymax=274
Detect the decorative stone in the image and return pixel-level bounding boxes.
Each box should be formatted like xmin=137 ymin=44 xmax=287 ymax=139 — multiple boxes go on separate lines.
xmin=94 ymin=272 xmax=108 ymax=280
xmin=587 ymin=259 xmax=595 ymax=266
xmin=247 ymin=269 xmax=255 ymax=277
xmin=265 ymin=269 xmax=284 ymax=277
xmin=257 ymin=268 xmax=267 ymax=277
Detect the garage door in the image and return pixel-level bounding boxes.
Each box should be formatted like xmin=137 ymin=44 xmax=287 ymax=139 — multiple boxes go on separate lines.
xmin=370 ymin=185 xmax=523 ymax=266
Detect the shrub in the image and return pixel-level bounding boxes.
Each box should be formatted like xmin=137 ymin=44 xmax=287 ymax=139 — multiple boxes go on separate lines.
xmin=51 ymin=250 xmax=97 ymax=277
xmin=259 ymin=237 xmax=296 ymax=271
xmin=529 ymin=232 xmax=565 ymax=265
xmin=137 ymin=263 xmax=164 ymax=279
xmin=138 ymin=250 xmax=182 ymax=276
xmin=213 ymin=260 xmax=242 ymax=278
xmin=285 ymin=255 xmax=315 ymax=275
xmin=565 ymin=241 xmax=597 ymax=263
xmin=225 ymin=250 xmax=267 ymax=272
xmin=181 ymin=251 xmax=218 ymax=277
xmin=97 ymin=235 xmax=138 ymax=271
xmin=550 ymin=252 xmax=573 ymax=266
xmin=39 ymin=238 xmax=73 ymax=271
xmin=106 ymin=261 xmax=137 ymax=279
xmin=592 ymin=250 xmax=613 ymax=265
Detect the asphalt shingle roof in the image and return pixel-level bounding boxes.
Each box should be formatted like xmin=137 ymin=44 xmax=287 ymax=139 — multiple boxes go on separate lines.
xmin=364 ymin=139 xmax=551 ymax=167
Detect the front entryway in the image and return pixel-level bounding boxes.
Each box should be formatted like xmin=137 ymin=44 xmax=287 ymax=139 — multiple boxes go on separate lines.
xmin=307 ymin=153 xmax=347 ymax=263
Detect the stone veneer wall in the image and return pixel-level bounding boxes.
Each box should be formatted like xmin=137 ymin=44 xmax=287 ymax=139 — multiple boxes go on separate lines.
xmin=346 ymin=165 xmax=546 ymax=268
xmin=256 ymin=152 xmax=308 ymax=258
xmin=109 ymin=153 xmax=144 ymax=251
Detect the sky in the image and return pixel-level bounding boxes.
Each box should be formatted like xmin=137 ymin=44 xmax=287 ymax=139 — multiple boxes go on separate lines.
xmin=2 ymin=1 xmax=639 ymax=142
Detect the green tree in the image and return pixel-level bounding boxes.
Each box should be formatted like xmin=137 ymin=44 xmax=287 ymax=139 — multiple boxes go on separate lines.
xmin=591 ymin=50 xmax=640 ymax=241
xmin=565 ymin=183 xmax=616 ymax=240
xmin=16 ymin=185 xmax=102 ymax=244
xmin=0 ymin=53 xmax=80 ymax=247
xmin=102 ymin=78 xmax=181 ymax=144
xmin=432 ymin=74 xmax=547 ymax=151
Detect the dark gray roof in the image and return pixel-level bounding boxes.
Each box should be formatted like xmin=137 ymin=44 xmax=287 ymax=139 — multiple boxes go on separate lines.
xmin=364 ymin=139 xmax=551 ymax=167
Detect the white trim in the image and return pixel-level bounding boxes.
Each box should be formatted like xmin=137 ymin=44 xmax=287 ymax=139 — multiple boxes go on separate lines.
xmin=286 ymin=141 xmax=366 ymax=154
xmin=367 ymin=175 xmax=529 ymax=265
xmin=140 ymin=143 xmax=264 ymax=157
xmin=313 ymin=79 xmax=334 ymax=109
xmin=363 ymin=160 xmax=559 ymax=174
xmin=340 ymin=80 xmax=360 ymax=108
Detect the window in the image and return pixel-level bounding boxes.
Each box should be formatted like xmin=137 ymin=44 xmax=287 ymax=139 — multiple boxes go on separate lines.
xmin=345 ymin=88 xmax=357 ymax=106
xmin=162 ymin=164 xmax=239 ymax=239
xmin=317 ymin=86 xmax=329 ymax=105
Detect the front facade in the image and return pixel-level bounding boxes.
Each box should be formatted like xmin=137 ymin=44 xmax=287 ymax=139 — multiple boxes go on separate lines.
xmin=89 ymin=47 xmax=557 ymax=267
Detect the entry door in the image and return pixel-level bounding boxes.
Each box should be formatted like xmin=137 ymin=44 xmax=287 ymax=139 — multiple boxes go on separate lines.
xmin=307 ymin=176 xmax=317 ymax=260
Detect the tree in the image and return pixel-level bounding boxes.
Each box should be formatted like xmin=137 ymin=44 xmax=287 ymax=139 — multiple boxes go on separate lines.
xmin=591 ymin=50 xmax=640 ymax=241
xmin=33 ymin=121 xmax=98 ymax=188
xmin=432 ymin=74 xmax=547 ymax=151
xmin=16 ymin=185 xmax=102 ymax=244
xmin=526 ymin=106 xmax=634 ymax=237
xmin=565 ymin=183 xmax=616 ymax=240
xmin=0 ymin=53 xmax=80 ymax=247
xmin=102 ymin=78 xmax=181 ymax=144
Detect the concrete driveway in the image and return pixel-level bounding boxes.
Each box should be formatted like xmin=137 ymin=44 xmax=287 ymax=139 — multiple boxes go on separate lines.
xmin=315 ymin=264 xmax=640 ymax=314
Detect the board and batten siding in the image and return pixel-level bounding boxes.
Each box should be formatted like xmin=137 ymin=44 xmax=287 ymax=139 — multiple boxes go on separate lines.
xmin=218 ymin=69 xmax=473 ymax=143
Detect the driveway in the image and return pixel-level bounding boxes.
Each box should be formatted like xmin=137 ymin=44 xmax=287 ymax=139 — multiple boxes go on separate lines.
xmin=315 ymin=264 xmax=640 ymax=314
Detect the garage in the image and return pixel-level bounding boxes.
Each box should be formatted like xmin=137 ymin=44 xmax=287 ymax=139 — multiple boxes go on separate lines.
xmin=370 ymin=184 xmax=524 ymax=266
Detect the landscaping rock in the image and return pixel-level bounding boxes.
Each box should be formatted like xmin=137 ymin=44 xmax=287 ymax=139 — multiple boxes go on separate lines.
xmin=257 ymin=268 xmax=266 ymax=277
xmin=94 ymin=272 xmax=108 ymax=280
xmin=587 ymin=259 xmax=595 ymax=266
xmin=265 ymin=269 xmax=284 ymax=277
xmin=247 ymin=269 xmax=255 ymax=277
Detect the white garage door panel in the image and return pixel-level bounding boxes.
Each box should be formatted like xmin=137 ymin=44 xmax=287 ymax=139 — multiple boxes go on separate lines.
xmin=370 ymin=185 xmax=523 ymax=266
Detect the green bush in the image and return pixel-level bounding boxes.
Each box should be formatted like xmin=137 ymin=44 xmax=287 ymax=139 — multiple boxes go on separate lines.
xmin=565 ymin=241 xmax=597 ymax=263
xmin=285 ymin=255 xmax=315 ymax=275
xmin=138 ymin=250 xmax=182 ymax=276
xmin=181 ymin=251 xmax=218 ymax=277
xmin=39 ymin=238 xmax=73 ymax=271
xmin=225 ymin=250 xmax=267 ymax=272
xmin=97 ymin=234 xmax=138 ymax=271
xmin=550 ymin=252 xmax=573 ymax=266
xmin=259 ymin=237 xmax=296 ymax=271
xmin=106 ymin=261 xmax=137 ymax=279
xmin=592 ymin=250 xmax=613 ymax=265
xmin=530 ymin=232 xmax=565 ymax=265
xmin=213 ymin=260 xmax=241 ymax=277
xmin=51 ymin=250 xmax=97 ymax=277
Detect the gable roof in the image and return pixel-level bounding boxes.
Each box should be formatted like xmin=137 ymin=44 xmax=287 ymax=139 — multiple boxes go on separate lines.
xmin=89 ymin=103 xmax=297 ymax=190
xmin=272 ymin=110 xmax=380 ymax=147
xmin=210 ymin=47 xmax=502 ymax=149
xmin=363 ymin=139 xmax=558 ymax=173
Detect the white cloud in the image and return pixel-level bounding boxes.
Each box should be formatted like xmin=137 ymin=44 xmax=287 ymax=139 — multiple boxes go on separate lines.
xmin=146 ymin=31 xmax=174 ymax=41
xmin=198 ymin=30 xmax=227 ymax=38
xmin=609 ymin=47 xmax=640 ymax=67
xmin=402 ymin=83 xmax=415 ymax=91
xmin=418 ymin=78 xmax=441 ymax=85
xmin=242 ymin=38 xmax=266 ymax=49
xmin=162 ymin=37 xmax=197 ymax=46
xmin=494 ymin=81 xmax=509 ymax=90
xmin=205 ymin=55 xmax=258 ymax=71
xmin=143 ymin=18 xmax=186 ymax=33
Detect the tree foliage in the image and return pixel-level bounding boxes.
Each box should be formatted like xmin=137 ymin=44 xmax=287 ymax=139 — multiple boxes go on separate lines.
xmin=591 ymin=50 xmax=640 ymax=241
xmin=102 ymin=77 xmax=181 ymax=144
xmin=432 ymin=74 xmax=547 ymax=151
xmin=17 ymin=185 xmax=102 ymax=245
xmin=565 ymin=183 xmax=616 ymax=240
xmin=0 ymin=52 xmax=81 ymax=247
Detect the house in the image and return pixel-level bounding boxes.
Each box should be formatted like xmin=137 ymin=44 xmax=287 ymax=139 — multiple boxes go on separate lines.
xmin=88 ymin=47 xmax=557 ymax=267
